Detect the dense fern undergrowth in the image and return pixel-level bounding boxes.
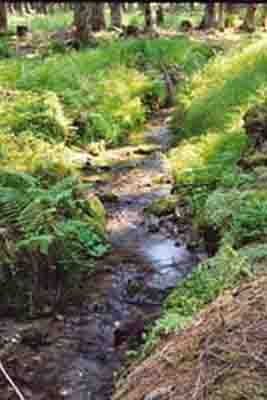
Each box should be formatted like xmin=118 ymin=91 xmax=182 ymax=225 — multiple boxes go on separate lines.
xmin=143 ymin=36 xmax=267 ymax=354
xmin=0 ymin=37 xmax=212 ymax=144
xmin=0 ymin=34 xmax=212 ymax=316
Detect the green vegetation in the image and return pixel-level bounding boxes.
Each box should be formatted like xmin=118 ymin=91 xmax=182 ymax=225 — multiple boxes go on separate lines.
xmin=143 ymin=36 xmax=267 ymax=355
xmin=0 ymin=37 xmax=211 ymax=145
xmin=9 ymin=10 xmax=73 ymax=34
xmin=144 ymin=195 xmax=178 ymax=217
xmin=2 ymin=4 xmax=267 ymax=399
xmin=0 ymin=89 xmax=71 ymax=142
xmin=172 ymin=39 xmax=267 ymax=139
xmin=0 ymin=14 xmax=212 ymax=316
xmin=0 ymin=171 xmax=107 ymax=314
xmin=170 ymin=37 xmax=267 ymax=216
xmin=143 ymin=244 xmax=252 ymax=355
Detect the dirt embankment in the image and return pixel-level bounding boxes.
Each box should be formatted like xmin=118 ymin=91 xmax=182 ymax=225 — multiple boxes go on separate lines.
xmin=113 ymin=275 xmax=267 ymax=400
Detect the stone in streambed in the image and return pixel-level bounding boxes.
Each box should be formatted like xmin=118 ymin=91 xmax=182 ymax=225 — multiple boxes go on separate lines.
xmin=98 ymin=191 xmax=119 ymax=203
xmin=144 ymin=386 xmax=175 ymax=400
xmin=134 ymin=144 xmax=161 ymax=155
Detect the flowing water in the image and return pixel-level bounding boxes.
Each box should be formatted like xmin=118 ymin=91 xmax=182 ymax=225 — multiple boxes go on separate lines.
xmin=0 ymin=118 xmax=202 ymax=400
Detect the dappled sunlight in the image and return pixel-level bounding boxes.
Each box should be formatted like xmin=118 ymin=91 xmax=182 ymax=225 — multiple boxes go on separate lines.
xmin=2 ymin=4 xmax=267 ymax=400
xmin=171 ymin=36 xmax=267 ymax=192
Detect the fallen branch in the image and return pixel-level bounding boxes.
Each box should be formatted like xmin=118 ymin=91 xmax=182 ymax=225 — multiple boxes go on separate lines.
xmin=0 ymin=361 xmax=25 ymax=400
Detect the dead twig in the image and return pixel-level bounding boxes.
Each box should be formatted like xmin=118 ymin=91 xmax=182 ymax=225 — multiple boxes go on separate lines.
xmin=0 ymin=360 xmax=25 ymax=400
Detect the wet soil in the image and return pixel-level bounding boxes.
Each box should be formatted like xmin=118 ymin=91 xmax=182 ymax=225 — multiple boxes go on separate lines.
xmin=0 ymin=114 xmax=202 ymax=400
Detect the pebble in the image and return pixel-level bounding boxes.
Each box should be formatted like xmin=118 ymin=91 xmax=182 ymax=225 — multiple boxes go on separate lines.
xmin=144 ymin=386 xmax=175 ymax=400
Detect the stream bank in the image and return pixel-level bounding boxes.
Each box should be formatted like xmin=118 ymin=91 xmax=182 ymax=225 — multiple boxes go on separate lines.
xmin=0 ymin=113 xmax=205 ymax=400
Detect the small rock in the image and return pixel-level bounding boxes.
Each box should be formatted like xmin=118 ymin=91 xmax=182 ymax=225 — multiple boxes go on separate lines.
xmin=134 ymin=145 xmax=160 ymax=155
xmin=99 ymin=191 xmax=119 ymax=203
xmin=147 ymin=215 xmax=160 ymax=233
xmin=144 ymin=386 xmax=175 ymax=400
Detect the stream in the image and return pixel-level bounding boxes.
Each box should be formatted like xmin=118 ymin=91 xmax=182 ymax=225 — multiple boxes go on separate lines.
xmin=0 ymin=117 xmax=202 ymax=400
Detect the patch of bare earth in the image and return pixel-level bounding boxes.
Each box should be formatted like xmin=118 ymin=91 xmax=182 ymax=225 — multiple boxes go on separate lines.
xmin=113 ymin=275 xmax=267 ymax=400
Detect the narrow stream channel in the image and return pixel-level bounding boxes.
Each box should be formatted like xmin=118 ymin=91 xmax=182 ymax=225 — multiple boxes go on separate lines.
xmin=0 ymin=120 xmax=202 ymax=400
xmin=53 ymin=120 xmax=201 ymax=400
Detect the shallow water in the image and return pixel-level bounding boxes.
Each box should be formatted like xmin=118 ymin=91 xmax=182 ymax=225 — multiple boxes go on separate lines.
xmin=0 ymin=119 xmax=201 ymax=400
xmin=53 ymin=121 xmax=199 ymax=400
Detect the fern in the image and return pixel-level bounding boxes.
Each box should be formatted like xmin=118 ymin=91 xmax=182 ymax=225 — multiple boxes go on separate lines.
xmin=0 ymin=170 xmax=108 ymax=273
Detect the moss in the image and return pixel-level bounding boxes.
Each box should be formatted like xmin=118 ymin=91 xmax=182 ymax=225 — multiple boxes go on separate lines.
xmin=144 ymin=195 xmax=178 ymax=217
xmin=84 ymin=194 xmax=106 ymax=236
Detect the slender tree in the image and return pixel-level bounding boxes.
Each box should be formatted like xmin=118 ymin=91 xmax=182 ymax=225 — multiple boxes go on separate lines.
xmin=156 ymin=4 xmax=164 ymax=26
xmin=0 ymin=2 xmax=7 ymax=33
xmin=217 ymin=2 xmax=225 ymax=30
xmin=14 ymin=2 xmax=24 ymax=15
xmin=24 ymin=2 xmax=33 ymax=14
xmin=144 ymin=3 xmax=154 ymax=32
xmin=242 ymin=2 xmax=257 ymax=32
xmin=261 ymin=4 xmax=267 ymax=30
xmin=91 ymin=2 xmax=106 ymax=32
xmin=74 ymin=2 xmax=93 ymax=43
xmin=199 ymin=2 xmax=217 ymax=29
xmin=225 ymin=2 xmax=235 ymax=28
xmin=110 ymin=3 xmax=122 ymax=28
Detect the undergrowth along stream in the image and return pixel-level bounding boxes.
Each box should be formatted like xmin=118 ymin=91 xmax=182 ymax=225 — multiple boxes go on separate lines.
xmin=3 ymin=18 xmax=267 ymax=400
xmin=141 ymin=36 xmax=267 ymax=357
xmin=0 ymin=35 xmax=213 ymax=317
xmin=0 ymin=30 xmax=216 ymax=399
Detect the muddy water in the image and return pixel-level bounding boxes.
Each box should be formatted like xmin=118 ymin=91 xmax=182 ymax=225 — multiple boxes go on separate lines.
xmin=0 ymin=120 xmax=200 ymax=400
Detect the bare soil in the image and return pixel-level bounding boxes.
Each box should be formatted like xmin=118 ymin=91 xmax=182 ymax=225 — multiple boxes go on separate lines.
xmin=113 ymin=275 xmax=267 ymax=400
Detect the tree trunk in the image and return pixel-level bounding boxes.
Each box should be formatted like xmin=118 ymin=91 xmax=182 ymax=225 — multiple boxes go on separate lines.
xmin=127 ymin=3 xmax=135 ymax=13
xmin=110 ymin=3 xmax=122 ymax=28
xmin=225 ymin=2 xmax=235 ymax=28
xmin=47 ymin=3 xmax=55 ymax=15
xmin=242 ymin=3 xmax=257 ymax=32
xmin=40 ymin=2 xmax=48 ymax=15
xmin=199 ymin=2 xmax=217 ymax=29
xmin=217 ymin=2 xmax=225 ymax=30
xmin=169 ymin=3 xmax=178 ymax=14
xmin=261 ymin=4 xmax=267 ymax=30
xmin=0 ymin=2 xmax=7 ymax=33
xmin=91 ymin=2 xmax=106 ymax=32
xmin=24 ymin=2 xmax=33 ymax=14
xmin=14 ymin=2 xmax=24 ymax=15
xmin=144 ymin=3 xmax=154 ymax=32
xmin=74 ymin=2 xmax=92 ymax=43
xmin=156 ymin=5 xmax=164 ymax=26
